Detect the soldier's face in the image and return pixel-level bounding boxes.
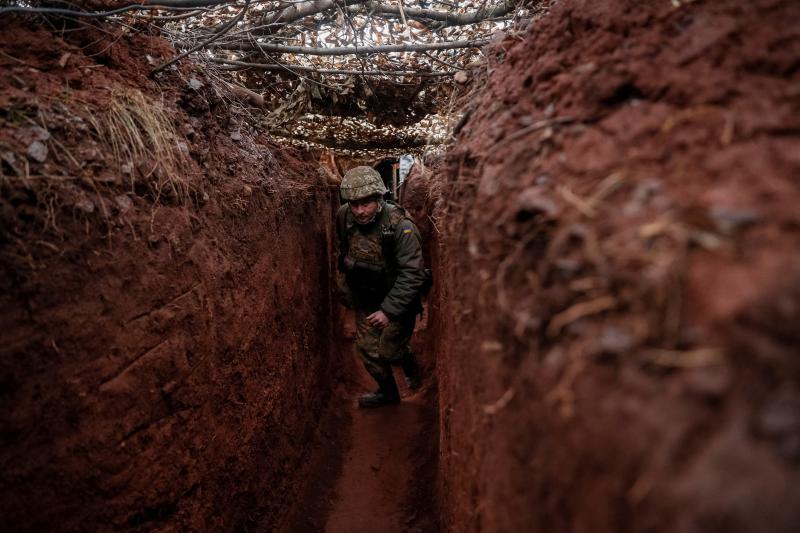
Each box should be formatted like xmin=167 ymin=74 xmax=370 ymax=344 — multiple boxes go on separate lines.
xmin=350 ymin=196 xmax=381 ymax=224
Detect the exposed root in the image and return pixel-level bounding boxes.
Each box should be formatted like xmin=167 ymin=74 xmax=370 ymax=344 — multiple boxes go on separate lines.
xmin=545 ymin=296 xmax=617 ymax=338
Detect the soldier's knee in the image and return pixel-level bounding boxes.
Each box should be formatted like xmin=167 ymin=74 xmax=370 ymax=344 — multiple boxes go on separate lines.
xmin=377 ymin=342 xmax=408 ymax=362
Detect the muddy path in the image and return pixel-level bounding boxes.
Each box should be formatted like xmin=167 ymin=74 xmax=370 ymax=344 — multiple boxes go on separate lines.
xmin=323 ymin=361 xmax=429 ymax=533
xmin=286 ymin=314 xmax=439 ymax=533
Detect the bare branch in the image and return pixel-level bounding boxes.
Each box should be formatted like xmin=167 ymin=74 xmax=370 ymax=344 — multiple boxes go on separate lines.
xmin=216 ymin=38 xmax=489 ymax=56
xmin=358 ymin=1 xmax=517 ymax=27
xmin=146 ymin=0 xmax=238 ymax=6
xmin=257 ymin=0 xmax=366 ymax=29
xmin=210 ymin=58 xmax=454 ymax=76
xmin=150 ymin=0 xmax=250 ymax=77
xmin=272 ymin=132 xmax=432 ymax=150
xmin=250 ymin=0 xmax=513 ymax=37
xmin=132 ymin=9 xmax=205 ymax=21
xmin=0 ymin=1 xmax=247 ymax=17
xmin=422 ymin=50 xmax=465 ymax=70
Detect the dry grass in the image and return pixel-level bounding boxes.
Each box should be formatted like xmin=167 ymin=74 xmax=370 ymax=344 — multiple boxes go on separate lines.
xmin=84 ymin=88 xmax=189 ymax=201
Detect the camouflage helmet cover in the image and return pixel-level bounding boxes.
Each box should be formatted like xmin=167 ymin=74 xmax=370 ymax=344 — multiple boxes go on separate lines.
xmin=340 ymin=166 xmax=387 ymax=201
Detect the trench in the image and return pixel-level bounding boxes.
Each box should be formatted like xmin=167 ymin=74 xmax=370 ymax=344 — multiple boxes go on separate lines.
xmin=281 ymin=302 xmax=440 ymax=533
xmin=0 ymin=175 xmax=443 ymax=533
xmin=4 ymin=1 xmax=800 ymax=532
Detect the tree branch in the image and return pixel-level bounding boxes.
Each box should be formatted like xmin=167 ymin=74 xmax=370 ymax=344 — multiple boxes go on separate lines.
xmin=216 ymin=38 xmax=489 ymax=56
xmin=150 ymin=0 xmax=250 ymax=77
xmin=145 ymin=0 xmax=238 ymax=6
xmin=250 ymin=0 xmax=512 ymax=36
xmin=257 ymin=0 xmax=366 ymax=29
xmin=210 ymin=58 xmax=454 ymax=76
xmin=272 ymin=132 xmax=433 ymax=150
xmin=0 ymin=1 xmax=245 ymax=18
xmin=358 ymin=0 xmax=516 ymax=27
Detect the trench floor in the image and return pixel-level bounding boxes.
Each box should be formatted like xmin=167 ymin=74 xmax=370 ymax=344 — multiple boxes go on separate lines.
xmin=323 ymin=360 xmax=430 ymax=533
xmin=285 ymin=311 xmax=438 ymax=533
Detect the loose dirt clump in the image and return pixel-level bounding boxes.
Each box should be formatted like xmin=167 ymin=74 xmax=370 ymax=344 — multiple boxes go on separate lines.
xmin=433 ymin=0 xmax=800 ymax=531
xmin=1 ymin=17 xmax=339 ymax=532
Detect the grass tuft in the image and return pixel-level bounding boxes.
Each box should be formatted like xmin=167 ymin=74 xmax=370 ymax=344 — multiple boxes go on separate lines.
xmin=85 ymin=88 xmax=189 ymax=201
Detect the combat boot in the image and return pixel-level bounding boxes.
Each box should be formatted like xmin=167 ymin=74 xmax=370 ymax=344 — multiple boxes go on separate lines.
xmin=358 ymin=374 xmax=401 ymax=408
xmin=401 ymin=352 xmax=421 ymax=390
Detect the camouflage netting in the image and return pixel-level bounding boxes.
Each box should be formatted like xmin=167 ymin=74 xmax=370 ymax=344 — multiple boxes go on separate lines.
xmin=0 ymin=1 xmax=548 ymax=157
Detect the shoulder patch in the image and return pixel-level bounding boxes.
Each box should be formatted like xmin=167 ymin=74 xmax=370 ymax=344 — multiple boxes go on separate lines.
xmin=402 ymin=228 xmax=413 ymax=235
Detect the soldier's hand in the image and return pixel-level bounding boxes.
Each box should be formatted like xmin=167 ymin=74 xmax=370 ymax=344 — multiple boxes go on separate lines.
xmin=366 ymin=310 xmax=390 ymax=329
xmin=343 ymin=256 xmax=356 ymax=271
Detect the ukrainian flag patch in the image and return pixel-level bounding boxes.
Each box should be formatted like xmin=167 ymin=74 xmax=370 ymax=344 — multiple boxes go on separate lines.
xmin=403 ymin=229 xmax=413 ymax=235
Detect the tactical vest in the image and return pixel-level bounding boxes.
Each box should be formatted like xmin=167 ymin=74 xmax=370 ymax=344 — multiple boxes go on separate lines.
xmin=337 ymin=202 xmax=407 ymax=305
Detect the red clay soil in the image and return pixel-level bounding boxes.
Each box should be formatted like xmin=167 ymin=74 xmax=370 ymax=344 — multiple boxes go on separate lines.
xmin=323 ymin=344 xmax=437 ymax=533
xmin=433 ymin=0 xmax=800 ymax=532
xmin=284 ymin=312 xmax=439 ymax=533
xmin=0 ymin=18 xmax=341 ymax=532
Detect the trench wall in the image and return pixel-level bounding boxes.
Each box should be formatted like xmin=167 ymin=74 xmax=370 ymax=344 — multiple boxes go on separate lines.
xmin=0 ymin=20 xmax=339 ymax=532
xmin=3 ymin=190 xmax=337 ymax=532
xmin=0 ymin=154 xmax=339 ymax=533
xmin=433 ymin=1 xmax=800 ymax=532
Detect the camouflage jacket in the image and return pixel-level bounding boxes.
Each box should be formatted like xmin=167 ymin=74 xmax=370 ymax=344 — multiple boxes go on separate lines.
xmin=336 ymin=202 xmax=426 ymax=319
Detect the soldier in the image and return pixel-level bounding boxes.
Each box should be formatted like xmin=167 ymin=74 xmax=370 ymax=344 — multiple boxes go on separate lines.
xmin=336 ymin=166 xmax=427 ymax=408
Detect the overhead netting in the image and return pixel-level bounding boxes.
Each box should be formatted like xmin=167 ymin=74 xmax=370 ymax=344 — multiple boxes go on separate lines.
xmin=163 ymin=0 xmax=536 ymax=156
xmin=1 ymin=1 xmax=545 ymax=156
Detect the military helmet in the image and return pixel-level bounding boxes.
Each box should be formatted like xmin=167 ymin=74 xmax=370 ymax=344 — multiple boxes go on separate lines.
xmin=340 ymin=166 xmax=387 ymax=201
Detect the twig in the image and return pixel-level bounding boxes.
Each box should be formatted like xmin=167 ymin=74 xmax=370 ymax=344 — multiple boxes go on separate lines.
xmin=35 ymin=240 xmax=60 ymax=252
xmin=546 ymin=296 xmax=616 ymax=338
xmin=397 ymin=0 xmax=410 ymax=36
xmin=150 ymin=0 xmax=250 ymax=77
xmin=642 ymin=348 xmax=724 ymax=369
xmin=0 ymin=1 xmax=234 ymax=18
xmin=0 ymin=50 xmax=38 ymax=68
xmin=500 ymin=116 xmax=575 ymax=146
xmin=427 ymin=215 xmax=441 ymax=235
xmin=557 ymin=185 xmax=596 ymax=218
xmin=421 ymin=50 xmax=465 ymax=70
xmin=482 ymin=388 xmax=515 ymax=415
xmin=216 ymin=38 xmax=490 ymax=56
xmin=132 ymin=9 xmax=205 ymax=21
xmin=247 ymin=32 xmax=341 ymax=90
xmin=210 ymin=57 xmax=453 ymax=76
xmin=350 ymin=1 xmax=516 ymax=27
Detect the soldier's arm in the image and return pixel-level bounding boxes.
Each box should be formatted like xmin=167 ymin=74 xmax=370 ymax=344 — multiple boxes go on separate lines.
xmin=380 ymin=219 xmax=426 ymax=319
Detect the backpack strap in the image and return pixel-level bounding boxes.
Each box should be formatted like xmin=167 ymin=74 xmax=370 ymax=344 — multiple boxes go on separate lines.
xmin=379 ymin=202 xmax=410 ymax=265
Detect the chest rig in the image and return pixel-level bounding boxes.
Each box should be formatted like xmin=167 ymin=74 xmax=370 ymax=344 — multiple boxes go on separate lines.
xmin=347 ymin=221 xmax=394 ymax=267
xmin=338 ymin=202 xmax=407 ymax=303
xmin=340 ymin=202 xmax=406 ymax=271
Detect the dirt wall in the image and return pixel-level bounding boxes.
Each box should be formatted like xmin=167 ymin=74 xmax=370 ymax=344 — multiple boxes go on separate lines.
xmin=434 ymin=1 xmax=800 ymax=532
xmin=0 ymin=20 xmax=338 ymax=532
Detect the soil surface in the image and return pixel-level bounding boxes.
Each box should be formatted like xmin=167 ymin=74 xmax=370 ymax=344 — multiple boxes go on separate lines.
xmin=433 ymin=0 xmax=800 ymax=531
xmin=0 ymin=16 xmax=440 ymax=530
xmin=287 ymin=314 xmax=439 ymax=533
xmin=4 ymin=1 xmax=800 ymax=532
xmin=324 ymin=357 xmax=430 ymax=533
xmin=0 ymin=18 xmax=341 ymax=532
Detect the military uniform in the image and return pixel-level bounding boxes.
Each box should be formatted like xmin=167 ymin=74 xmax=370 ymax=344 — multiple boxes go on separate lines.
xmin=336 ymin=200 xmax=426 ymax=384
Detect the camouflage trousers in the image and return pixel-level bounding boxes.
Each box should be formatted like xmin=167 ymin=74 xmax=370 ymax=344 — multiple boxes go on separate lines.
xmin=354 ymin=308 xmax=415 ymax=382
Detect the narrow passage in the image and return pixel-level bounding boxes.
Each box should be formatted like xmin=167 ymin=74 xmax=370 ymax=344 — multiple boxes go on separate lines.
xmin=322 ymin=316 xmax=438 ymax=533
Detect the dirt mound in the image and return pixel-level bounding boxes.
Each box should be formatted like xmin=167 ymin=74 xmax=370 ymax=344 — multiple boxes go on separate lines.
xmin=433 ymin=0 xmax=800 ymax=531
xmin=0 ymin=18 xmax=338 ymax=532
